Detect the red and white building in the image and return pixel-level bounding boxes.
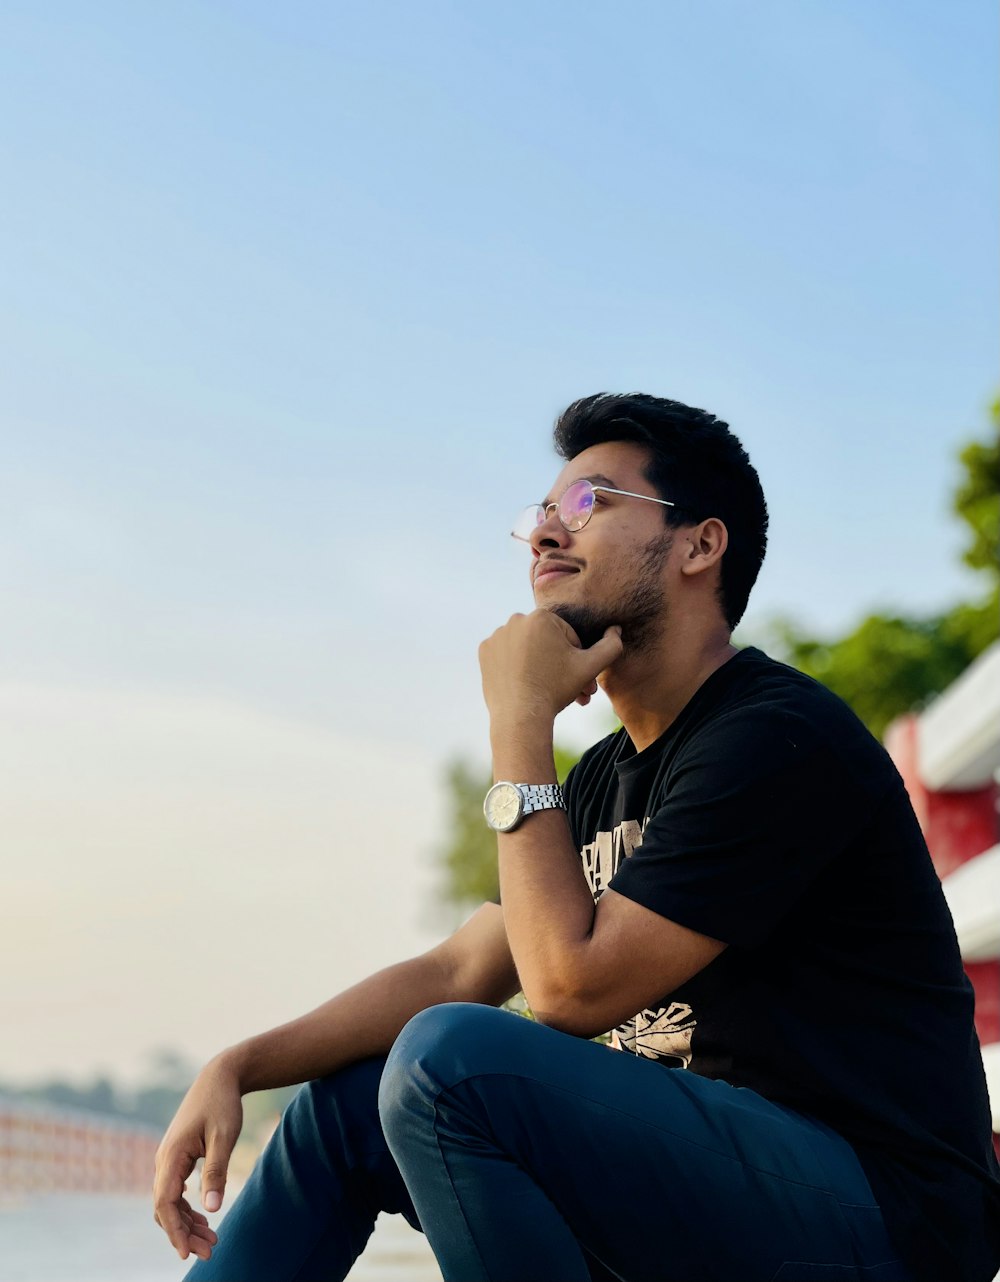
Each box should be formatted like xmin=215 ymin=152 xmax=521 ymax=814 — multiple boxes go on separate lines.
xmin=0 ymin=1096 xmax=160 ymax=1195
xmin=885 ymin=639 xmax=1000 ymax=1150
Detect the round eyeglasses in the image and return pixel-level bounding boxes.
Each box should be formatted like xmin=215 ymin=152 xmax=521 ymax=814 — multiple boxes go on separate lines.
xmin=511 ymin=478 xmax=677 ymax=543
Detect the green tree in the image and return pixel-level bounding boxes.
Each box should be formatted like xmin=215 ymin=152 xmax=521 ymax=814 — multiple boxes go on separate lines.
xmin=954 ymin=398 xmax=1000 ymax=576
xmin=765 ymin=401 xmax=998 ymax=741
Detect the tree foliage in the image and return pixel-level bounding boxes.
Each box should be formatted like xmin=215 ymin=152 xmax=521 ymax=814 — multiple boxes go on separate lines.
xmin=0 ymin=1046 xmax=299 ymax=1133
xmin=954 ymin=397 xmax=1000 ymax=576
xmin=765 ymin=600 xmax=995 ymax=742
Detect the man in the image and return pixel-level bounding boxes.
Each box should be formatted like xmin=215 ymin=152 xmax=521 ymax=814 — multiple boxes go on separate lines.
xmin=155 ymin=394 xmax=1000 ymax=1282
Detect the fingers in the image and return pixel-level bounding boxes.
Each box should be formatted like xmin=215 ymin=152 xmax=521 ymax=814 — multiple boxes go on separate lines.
xmin=548 ymin=612 xmax=583 ymax=649
xmin=154 ymin=1189 xmax=220 ymax=1262
xmin=570 ymin=626 xmax=622 ymax=696
xmin=179 ymin=1196 xmax=217 ymax=1235
xmin=575 ymin=677 xmax=599 ymax=706
xmin=201 ymin=1135 xmax=232 ymax=1212
xmin=587 ymin=625 xmax=624 ymax=670
xmin=177 ymin=1197 xmax=219 ymax=1261
xmin=153 ymin=1150 xmax=198 ymax=1259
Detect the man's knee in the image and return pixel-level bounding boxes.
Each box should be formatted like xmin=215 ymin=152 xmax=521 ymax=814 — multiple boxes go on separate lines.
xmin=378 ymin=1002 xmax=513 ymax=1132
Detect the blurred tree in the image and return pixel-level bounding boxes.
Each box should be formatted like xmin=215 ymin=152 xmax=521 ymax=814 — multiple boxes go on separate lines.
xmin=14 ymin=1073 xmax=122 ymax=1119
xmin=126 ymin=1046 xmax=199 ymax=1128
xmin=143 ymin=1047 xmax=196 ymax=1091
xmin=764 ymin=605 xmax=994 ymax=742
xmin=80 ymin=1075 xmax=117 ymax=1115
xmin=954 ymin=399 xmax=1000 ymax=576
xmin=242 ymin=1084 xmax=298 ymax=1132
xmin=765 ymin=400 xmax=998 ymax=741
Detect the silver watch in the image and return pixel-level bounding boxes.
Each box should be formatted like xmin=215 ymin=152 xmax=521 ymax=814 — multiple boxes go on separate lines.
xmin=483 ymin=781 xmax=566 ymax=833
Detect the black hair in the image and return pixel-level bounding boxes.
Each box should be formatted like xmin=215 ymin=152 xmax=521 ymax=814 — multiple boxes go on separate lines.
xmin=553 ymin=392 xmax=768 ymax=630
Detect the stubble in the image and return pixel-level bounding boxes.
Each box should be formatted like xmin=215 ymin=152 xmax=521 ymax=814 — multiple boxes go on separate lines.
xmin=548 ymin=531 xmax=675 ymax=652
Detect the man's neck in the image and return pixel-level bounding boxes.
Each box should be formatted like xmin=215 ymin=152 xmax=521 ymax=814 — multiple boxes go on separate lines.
xmin=600 ymin=625 xmax=738 ymax=754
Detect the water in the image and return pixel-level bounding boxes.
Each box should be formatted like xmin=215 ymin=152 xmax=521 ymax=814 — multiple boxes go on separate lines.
xmin=0 ymin=1193 xmax=442 ymax=1282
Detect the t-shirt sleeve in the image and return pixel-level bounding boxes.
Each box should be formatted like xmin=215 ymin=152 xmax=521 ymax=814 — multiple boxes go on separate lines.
xmin=607 ymin=708 xmax=871 ymax=948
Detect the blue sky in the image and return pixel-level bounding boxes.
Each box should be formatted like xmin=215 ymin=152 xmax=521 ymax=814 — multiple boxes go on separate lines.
xmin=0 ymin=2 xmax=995 ymax=1081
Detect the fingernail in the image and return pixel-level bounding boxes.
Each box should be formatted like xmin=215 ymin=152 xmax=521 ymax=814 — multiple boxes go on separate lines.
xmin=204 ymin=1190 xmax=221 ymax=1212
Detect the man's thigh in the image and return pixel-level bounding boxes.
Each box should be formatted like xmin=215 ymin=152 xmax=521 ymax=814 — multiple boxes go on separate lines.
xmin=386 ymin=1004 xmax=910 ymax=1282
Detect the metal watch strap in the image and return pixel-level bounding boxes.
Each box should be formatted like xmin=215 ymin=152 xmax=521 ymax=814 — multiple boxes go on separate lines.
xmin=517 ymin=783 xmax=566 ymax=816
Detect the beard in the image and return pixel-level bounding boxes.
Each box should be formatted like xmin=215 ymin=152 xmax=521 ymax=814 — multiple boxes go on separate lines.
xmin=549 ymin=531 xmax=675 ymax=653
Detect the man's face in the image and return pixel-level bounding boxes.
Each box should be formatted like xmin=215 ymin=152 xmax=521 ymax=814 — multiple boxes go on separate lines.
xmin=529 ymin=441 xmax=681 ymax=651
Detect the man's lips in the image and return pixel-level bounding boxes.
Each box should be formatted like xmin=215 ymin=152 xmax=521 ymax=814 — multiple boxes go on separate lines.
xmin=533 ymin=561 xmax=581 ymax=587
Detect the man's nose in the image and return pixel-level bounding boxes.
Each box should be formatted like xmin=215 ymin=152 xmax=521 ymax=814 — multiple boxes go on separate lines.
xmin=530 ymin=506 xmax=571 ymax=553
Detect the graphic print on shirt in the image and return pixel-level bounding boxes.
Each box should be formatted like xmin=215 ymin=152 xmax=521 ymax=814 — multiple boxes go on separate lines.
xmin=611 ymin=1003 xmax=696 ymax=1066
xmin=580 ymin=818 xmax=698 ymax=1067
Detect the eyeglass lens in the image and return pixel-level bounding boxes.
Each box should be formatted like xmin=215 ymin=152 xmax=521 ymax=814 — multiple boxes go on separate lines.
xmin=557 ymin=479 xmax=595 ymax=530
xmin=512 ymin=479 xmax=596 ymax=542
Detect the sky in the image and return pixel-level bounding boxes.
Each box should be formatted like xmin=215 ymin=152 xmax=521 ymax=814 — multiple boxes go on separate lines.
xmin=0 ymin=1 xmax=996 ymax=1086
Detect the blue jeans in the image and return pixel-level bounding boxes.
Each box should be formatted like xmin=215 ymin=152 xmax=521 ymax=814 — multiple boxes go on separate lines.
xmin=184 ymin=1003 xmax=912 ymax=1282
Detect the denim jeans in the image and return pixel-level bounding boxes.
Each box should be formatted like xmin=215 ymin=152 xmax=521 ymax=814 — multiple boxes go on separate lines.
xmin=183 ymin=1003 xmax=912 ymax=1282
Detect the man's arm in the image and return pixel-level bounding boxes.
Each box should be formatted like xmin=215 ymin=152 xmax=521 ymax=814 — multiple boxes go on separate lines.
xmin=480 ymin=610 xmax=725 ymax=1038
xmin=153 ymin=904 xmax=517 ymax=1262
xmin=224 ymin=903 xmax=517 ymax=1090
xmin=491 ymin=740 xmax=725 ymax=1038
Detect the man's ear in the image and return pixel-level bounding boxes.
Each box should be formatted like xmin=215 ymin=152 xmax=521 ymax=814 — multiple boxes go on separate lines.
xmin=679 ymin=518 xmax=728 ymax=577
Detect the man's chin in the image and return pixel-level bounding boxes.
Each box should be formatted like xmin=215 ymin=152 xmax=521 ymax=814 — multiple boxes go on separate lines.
xmin=548 ymin=604 xmax=615 ymax=650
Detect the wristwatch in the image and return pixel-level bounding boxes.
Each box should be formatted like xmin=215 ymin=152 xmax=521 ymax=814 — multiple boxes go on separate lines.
xmin=483 ymin=781 xmax=566 ymax=833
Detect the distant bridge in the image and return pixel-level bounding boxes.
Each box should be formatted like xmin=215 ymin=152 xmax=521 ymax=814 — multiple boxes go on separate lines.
xmin=0 ymin=1094 xmax=160 ymax=1194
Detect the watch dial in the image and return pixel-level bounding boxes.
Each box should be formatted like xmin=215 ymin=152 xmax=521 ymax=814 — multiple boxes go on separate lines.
xmin=489 ymin=785 xmax=520 ymax=828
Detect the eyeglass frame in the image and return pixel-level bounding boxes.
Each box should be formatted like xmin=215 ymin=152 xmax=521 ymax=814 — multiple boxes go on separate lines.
xmin=511 ymin=478 xmax=679 ymax=543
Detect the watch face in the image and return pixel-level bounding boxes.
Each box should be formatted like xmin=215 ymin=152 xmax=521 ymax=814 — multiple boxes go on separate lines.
xmin=485 ymin=783 xmax=522 ymax=831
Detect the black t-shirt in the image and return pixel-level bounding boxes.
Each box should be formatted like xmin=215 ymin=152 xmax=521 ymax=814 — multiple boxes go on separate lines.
xmin=564 ymin=647 xmax=1000 ymax=1282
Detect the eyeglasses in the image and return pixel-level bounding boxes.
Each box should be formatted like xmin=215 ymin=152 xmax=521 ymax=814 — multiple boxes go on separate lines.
xmin=511 ymin=478 xmax=677 ymax=543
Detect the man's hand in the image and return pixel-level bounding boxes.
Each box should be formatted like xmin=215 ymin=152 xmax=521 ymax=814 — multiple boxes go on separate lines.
xmin=479 ymin=610 xmax=623 ymax=725
xmin=152 ymin=1056 xmax=243 ymax=1262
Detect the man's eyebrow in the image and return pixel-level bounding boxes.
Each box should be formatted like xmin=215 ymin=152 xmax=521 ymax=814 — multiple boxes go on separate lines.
xmin=540 ymin=473 xmax=619 ymax=506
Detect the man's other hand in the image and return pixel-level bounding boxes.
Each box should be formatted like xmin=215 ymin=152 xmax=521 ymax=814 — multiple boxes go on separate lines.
xmin=152 ymin=1056 xmax=243 ymax=1262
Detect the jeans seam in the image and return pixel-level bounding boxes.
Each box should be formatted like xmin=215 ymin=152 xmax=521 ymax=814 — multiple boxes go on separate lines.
xmin=427 ymin=1098 xmax=495 ymax=1282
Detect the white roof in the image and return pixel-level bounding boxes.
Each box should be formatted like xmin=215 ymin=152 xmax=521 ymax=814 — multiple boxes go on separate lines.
xmin=918 ymin=640 xmax=1000 ymax=790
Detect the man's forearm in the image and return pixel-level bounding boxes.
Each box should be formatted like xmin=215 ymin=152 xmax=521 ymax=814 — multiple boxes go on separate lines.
xmin=217 ymin=951 xmax=456 ymax=1093
xmin=491 ymin=715 xmax=598 ymax=1016
xmin=215 ymin=903 xmax=518 ymax=1093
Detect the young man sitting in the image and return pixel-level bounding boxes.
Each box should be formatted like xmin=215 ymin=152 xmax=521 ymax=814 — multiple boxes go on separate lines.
xmin=154 ymin=393 xmax=1000 ymax=1282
